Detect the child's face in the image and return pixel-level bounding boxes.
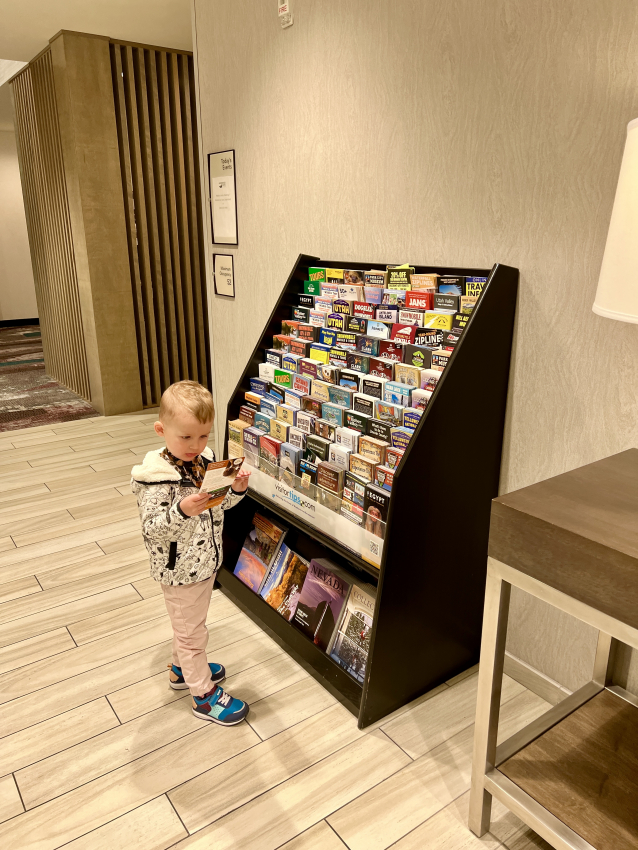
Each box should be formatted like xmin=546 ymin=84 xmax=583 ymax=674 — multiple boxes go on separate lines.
xmin=154 ymin=412 xmax=213 ymax=462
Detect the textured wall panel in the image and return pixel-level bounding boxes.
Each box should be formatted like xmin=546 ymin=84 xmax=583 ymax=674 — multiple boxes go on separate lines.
xmin=193 ymin=0 xmax=638 ymax=691
xmin=11 ymin=53 xmax=90 ymax=400
xmin=111 ymin=41 xmax=209 ymax=407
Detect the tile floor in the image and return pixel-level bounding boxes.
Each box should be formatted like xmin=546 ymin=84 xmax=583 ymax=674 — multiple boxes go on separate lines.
xmin=0 ymin=413 xmax=552 ymax=849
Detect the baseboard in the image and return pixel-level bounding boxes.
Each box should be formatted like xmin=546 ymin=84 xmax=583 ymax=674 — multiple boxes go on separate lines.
xmin=504 ymin=651 xmax=572 ymax=705
xmin=0 ymin=318 xmax=40 ymax=328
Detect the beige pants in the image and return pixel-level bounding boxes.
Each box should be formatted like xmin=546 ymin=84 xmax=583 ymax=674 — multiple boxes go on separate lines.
xmin=162 ymin=577 xmax=215 ymax=697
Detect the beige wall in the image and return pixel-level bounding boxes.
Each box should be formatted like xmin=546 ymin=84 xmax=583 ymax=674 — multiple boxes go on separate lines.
xmin=193 ymin=0 xmax=638 ymax=692
xmin=0 ymin=126 xmax=38 ymax=322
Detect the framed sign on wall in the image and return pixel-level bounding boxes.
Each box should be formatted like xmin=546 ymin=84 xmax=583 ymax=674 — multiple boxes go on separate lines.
xmin=208 ymin=150 xmax=238 ymax=245
xmin=213 ymin=253 xmax=235 ymax=298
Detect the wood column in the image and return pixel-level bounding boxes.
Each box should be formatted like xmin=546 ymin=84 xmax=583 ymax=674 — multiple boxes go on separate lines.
xmin=49 ymin=31 xmax=142 ymax=415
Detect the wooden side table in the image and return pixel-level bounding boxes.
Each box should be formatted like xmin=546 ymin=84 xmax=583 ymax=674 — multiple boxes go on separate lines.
xmin=469 ymin=449 xmax=638 ymax=850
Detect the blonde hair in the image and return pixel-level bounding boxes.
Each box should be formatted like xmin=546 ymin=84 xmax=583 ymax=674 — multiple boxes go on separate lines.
xmin=159 ymin=381 xmax=215 ymax=424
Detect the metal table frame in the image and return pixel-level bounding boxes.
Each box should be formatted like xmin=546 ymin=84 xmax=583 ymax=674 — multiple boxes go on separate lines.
xmin=469 ymin=556 xmax=638 ymax=850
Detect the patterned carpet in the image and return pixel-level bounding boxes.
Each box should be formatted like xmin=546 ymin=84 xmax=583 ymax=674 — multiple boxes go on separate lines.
xmin=0 ymin=324 xmax=98 ymax=432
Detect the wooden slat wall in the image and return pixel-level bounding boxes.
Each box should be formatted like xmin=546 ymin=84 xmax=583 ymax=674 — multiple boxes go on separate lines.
xmin=110 ymin=42 xmax=210 ymax=407
xmin=11 ymin=52 xmax=91 ymax=400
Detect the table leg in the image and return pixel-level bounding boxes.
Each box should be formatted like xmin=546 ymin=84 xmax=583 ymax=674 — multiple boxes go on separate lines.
xmin=469 ymin=568 xmax=511 ymax=836
xmin=592 ymin=630 xmax=614 ymax=686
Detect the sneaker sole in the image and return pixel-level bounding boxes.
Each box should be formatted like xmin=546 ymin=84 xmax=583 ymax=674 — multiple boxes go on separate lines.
xmin=191 ymin=706 xmax=249 ymax=725
xmin=170 ymin=675 xmax=225 ymax=692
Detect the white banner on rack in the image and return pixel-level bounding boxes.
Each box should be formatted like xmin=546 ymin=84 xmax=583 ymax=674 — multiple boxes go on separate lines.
xmin=248 ymin=467 xmax=383 ymax=568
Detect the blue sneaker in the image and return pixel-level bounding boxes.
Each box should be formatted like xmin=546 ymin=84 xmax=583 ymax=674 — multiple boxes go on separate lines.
xmin=192 ymin=686 xmax=249 ymax=725
xmin=168 ymin=662 xmax=225 ymax=691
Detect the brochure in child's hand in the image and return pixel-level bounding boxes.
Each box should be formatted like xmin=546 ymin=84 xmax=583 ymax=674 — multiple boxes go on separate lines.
xmin=201 ymin=457 xmax=244 ymax=508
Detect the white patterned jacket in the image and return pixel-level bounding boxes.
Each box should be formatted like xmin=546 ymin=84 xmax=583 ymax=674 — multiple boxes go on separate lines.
xmin=131 ymin=447 xmax=244 ymax=586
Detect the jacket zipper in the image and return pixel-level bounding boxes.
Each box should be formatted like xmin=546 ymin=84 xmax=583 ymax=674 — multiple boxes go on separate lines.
xmin=210 ymin=507 xmax=219 ymax=566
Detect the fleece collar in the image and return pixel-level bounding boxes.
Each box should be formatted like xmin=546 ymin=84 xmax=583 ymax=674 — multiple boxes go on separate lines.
xmin=131 ymin=446 xmax=214 ymax=483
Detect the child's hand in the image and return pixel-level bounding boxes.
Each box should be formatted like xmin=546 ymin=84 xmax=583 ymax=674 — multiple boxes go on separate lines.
xmin=232 ymin=469 xmax=251 ymax=493
xmin=180 ymin=492 xmax=211 ymax=517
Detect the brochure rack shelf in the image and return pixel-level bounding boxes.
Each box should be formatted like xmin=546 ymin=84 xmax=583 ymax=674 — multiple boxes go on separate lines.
xmin=219 ymin=254 xmax=519 ymax=728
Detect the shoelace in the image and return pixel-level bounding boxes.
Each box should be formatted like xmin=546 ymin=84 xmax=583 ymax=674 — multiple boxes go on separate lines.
xmin=217 ymin=689 xmax=232 ymax=708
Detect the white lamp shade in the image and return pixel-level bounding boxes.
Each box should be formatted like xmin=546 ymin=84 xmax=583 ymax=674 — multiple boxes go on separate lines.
xmin=593 ymin=117 xmax=638 ymax=324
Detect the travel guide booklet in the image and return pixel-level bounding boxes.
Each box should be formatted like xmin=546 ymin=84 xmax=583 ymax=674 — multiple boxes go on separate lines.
xmin=233 ymin=512 xmax=287 ymax=592
xmin=330 ymin=582 xmax=376 ymax=683
xmin=260 ymin=543 xmax=309 ymax=621
xmin=200 ymin=457 xmax=245 ymax=508
xmin=291 ymin=558 xmax=351 ymax=651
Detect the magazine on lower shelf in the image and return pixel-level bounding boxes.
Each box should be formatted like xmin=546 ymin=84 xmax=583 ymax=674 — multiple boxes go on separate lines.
xmin=259 ymin=543 xmax=309 ymax=621
xmin=233 ymin=512 xmax=287 ymax=592
xmin=290 ymin=558 xmax=352 ymax=651
xmin=329 ymin=581 xmax=377 ymax=683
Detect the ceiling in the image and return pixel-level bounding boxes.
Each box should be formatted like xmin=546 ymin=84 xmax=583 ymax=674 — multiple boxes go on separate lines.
xmin=0 ymin=0 xmax=192 ymax=61
xmin=0 ymin=0 xmax=192 ymax=132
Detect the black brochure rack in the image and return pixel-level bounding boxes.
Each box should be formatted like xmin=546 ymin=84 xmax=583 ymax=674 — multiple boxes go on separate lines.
xmin=218 ymin=254 xmax=518 ymax=728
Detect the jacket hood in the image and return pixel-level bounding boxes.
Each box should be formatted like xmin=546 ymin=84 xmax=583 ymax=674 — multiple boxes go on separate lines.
xmin=131 ymin=446 xmax=214 ymax=483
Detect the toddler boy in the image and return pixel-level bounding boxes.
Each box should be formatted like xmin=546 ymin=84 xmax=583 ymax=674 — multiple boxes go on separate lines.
xmin=132 ymin=381 xmax=251 ymax=724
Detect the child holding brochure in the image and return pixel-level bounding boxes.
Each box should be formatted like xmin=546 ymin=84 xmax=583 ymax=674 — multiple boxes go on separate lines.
xmin=131 ymin=381 xmax=251 ymax=725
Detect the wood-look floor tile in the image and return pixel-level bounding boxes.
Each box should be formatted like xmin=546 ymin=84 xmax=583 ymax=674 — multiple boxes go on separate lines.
xmin=0 ymin=585 xmax=141 ymax=649
xmin=1 ymin=718 xmax=258 ymax=849
xmin=0 ymin=563 xmax=147 ymax=627
xmin=0 ymin=486 xmax=123 ymax=524
xmin=0 ymin=517 xmax=140 ymax=570
xmin=109 ymin=630 xmax=283 ymax=722
xmin=0 ymin=442 xmax=73 ymax=465
xmin=60 ymin=416 xmax=151 ymax=432
xmin=69 ymin=493 xmax=138 ymax=521
xmin=0 ymin=698 xmax=119 ymax=776
xmin=0 ymin=424 xmax=73 ymax=442
xmin=63 ymin=434 xmax=150 ymax=455
xmin=132 ymin=576 xmax=162 ymax=598
xmin=0 ymin=608 xmax=262 ymax=738
xmin=19 ymin=650 xmax=303 ymax=809
xmin=0 ymin=543 xmax=102 ymax=585
xmin=327 ymin=690 xmax=550 ymax=850
xmin=401 ymin=790 xmax=550 ymax=850
xmin=0 ymin=575 xmax=41 ymax=605
xmin=25 ymin=445 xmax=135 ymax=470
xmin=388 ymin=791 xmax=501 ymax=850
xmin=247 ymin=675 xmax=337 ymax=740
xmin=446 ymin=663 xmax=480 ymax=687
xmin=119 ymin=650 xmax=306 ymax=728
xmin=381 ymin=672 xmax=524 ymax=758
xmin=0 ymin=459 xmax=120 ymax=494
xmin=0 ymin=483 xmax=49 ymax=509
xmin=90 ymin=451 xmax=153 ymax=472
xmin=0 ymin=639 xmax=172 ymax=739
xmin=363 ymin=683 xmax=449 ymax=733
xmin=71 ymin=584 xmax=235 ymax=646
xmin=0 ymin=429 xmax=56 ymax=449
xmin=170 ymin=702 xmax=362 ymax=832
xmin=0 ymin=460 xmax=31 ymax=475
xmin=13 ymin=510 xmax=140 ymax=549
xmin=280 ymin=821 xmax=348 ymax=850
xmin=10 ymin=422 xmax=146 ymax=449
xmin=170 ymin=728 xmax=410 ymax=850
xmin=0 ymin=536 xmax=15 ymax=552
xmin=18 ymin=697 xmax=209 ymax=808
xmin=44 ymin=468 xmax=134 ymax=495
xmin=0 ymin=510 xmax=72 ymax=541
xmin=60 ymin=795 xmax=187 ymax=850
xmin=97 ymin=530 xmax=144 ymax=554
xmin=36 ymin=545 xmax=147 ymax=589
xmin=0 ymin=774 xmax=23 ymax=824
xmin=0 ymin=610 xmax=260 ymax=706
xmin=0 ymin=626 xmax=76 ymax=674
